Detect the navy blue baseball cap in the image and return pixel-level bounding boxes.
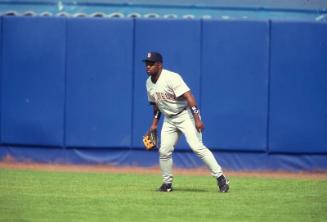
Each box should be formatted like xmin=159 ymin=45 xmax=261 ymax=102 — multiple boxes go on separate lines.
xmin=142 ymin=52 xmax=163 ymax=63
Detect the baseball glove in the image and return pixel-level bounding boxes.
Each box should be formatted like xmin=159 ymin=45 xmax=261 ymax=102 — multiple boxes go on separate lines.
xmin=143 ymin=129 xmax=158 ymax=151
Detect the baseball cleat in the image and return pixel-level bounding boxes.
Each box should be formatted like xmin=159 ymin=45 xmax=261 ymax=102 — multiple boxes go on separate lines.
xmin=158 ymin=183 xmax=173 ymax=192
xmin=217 ymin=175 xmax=230 ymax=193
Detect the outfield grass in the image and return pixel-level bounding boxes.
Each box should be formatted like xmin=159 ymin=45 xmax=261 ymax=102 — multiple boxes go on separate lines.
xmin=0 ymin=168 xmax=326 ymax=222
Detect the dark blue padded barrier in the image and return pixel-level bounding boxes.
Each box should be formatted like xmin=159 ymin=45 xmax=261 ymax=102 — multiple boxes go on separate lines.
xmin=1 ymin=17 xmax=66 ymax=146
xmin=65 ymin=18 xmax=133 ymax=147
xmin=201 ymin=20 xmax=269 ymax=151
xmin=0 ymin=17 xmax=2 ymax=144
xmin=269 ymin=21 xmax=327 ymax=154
xmin=133 ymin=19 xmax=202 ymax=150
xmin=1 ymin=147 xmax=327 ymax=171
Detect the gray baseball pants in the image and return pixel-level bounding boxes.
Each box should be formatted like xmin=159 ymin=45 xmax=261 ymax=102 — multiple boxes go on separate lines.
xmin=159 ymin=109 xmax=223 ymax=184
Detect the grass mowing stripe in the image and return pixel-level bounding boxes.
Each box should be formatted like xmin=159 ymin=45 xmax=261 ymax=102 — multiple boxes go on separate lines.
xmin=0 ymin=168 xmax=326 ymax=222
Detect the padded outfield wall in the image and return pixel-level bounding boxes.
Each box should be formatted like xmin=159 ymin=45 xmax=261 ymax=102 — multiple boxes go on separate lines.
xmin=0 ymin=16 xmax=326 ymax=171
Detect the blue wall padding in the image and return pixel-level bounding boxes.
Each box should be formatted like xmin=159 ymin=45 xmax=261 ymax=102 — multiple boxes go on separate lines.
xmin=133 ymin=19 xmax=202 ymax=150
xmin=65 ymin=18 xmax=133 ymax=147
xmin=201 ymin=20 xmax=269 ymax=151
xmin=0 ymin=17 xmax=2 ymax=144
xmin=0 ymin=16 xmax=327 ymax=170
xmin=1 ymin=17 xmax=66 ymax=146
xmin=269 ymin=21 xmax=327 ymax=154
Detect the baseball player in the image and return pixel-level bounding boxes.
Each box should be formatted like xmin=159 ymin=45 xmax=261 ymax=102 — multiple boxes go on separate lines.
xmin=143 ymin=52 xmax=229 ymax=192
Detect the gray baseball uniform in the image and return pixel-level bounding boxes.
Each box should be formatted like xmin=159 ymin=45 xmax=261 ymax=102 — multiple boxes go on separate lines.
xmin=146 ymin=69 xmax=224 ymax=184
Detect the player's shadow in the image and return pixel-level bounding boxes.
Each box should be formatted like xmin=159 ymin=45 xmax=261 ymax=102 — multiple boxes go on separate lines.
xmin=174 ymin=187 xmax=208 ymax=192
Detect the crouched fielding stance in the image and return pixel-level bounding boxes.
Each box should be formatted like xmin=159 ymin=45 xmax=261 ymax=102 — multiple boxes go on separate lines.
xmin=143 ymin=52 xmax=229 ymax=192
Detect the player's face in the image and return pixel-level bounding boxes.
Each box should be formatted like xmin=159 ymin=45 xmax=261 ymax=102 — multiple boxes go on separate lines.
xmin=145 ymin=61 xmax=161 ymax=76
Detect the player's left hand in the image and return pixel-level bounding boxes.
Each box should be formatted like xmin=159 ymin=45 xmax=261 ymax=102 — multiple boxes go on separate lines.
xmin=194 ymin=118 xmax=204 ymax=133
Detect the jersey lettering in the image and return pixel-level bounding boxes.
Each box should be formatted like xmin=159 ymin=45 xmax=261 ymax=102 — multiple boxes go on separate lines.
xmin=154 ymin=92 xmax=176 ymax=103
xmin=146 ymin=69 xmax=189 ymax=116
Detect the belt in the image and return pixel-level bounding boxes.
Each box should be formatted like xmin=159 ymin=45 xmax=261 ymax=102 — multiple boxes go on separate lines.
xmin=167 ymin=107 xmax=187 ymax=118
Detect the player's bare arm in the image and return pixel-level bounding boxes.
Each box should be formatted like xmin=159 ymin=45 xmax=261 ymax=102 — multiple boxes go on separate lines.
xmin=182 ymin=91 xmax=204 ymax=132
xmin=149 ymin=103 xmax=161 ymax=132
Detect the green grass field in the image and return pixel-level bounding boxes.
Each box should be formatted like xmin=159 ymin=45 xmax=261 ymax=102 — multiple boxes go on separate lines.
xmin=0 ymin=168 xmax=326 ymax=222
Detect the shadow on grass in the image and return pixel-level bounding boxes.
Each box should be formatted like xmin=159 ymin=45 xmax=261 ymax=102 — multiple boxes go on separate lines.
xmin=166 ymin=187 xmax=209 ymax=193
xmin=175 ymin=188 xmax=208 ymax=192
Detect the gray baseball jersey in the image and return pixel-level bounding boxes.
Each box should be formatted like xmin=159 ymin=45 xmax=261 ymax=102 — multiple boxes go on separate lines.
xmin=146 ymin=69 xmax=189 ymax=116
